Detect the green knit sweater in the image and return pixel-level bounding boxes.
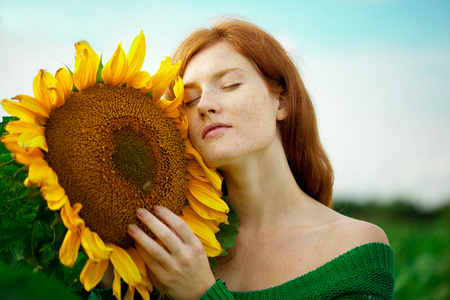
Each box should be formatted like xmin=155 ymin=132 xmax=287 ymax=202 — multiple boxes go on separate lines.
xmin=200 ymin=243 xmax=394 ymax=300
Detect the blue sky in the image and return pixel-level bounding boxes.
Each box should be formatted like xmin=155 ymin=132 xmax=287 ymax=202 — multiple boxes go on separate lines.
xmin=1 ymin=0 xmax=449 ymax=209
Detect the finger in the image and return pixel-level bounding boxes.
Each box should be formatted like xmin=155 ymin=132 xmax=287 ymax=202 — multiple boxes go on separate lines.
xmin=128 ymin=223 xmax=172 ymax=267
xmin=137 ymin=208 xmax=183 ymax=254
xmin=144 ymin=259 xmax=165 ymax=297
xmin=135 ymin=243 xmax=166 ymax=279
xmin=153 ymin=206 xmax=199 ymax=246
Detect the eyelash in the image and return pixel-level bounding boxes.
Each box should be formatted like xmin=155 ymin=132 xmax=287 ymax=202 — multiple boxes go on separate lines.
xmin=183 ymin=83 xmax=241 ymax=107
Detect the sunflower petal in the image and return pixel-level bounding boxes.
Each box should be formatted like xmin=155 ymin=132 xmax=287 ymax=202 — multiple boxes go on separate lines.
xmin=13 ymin=95 xmax=50 ymax=118
xmin=40 ymin=184 xmax=65 ymax=203
xmin=155 ymin=77 xmax=183 ymax=118
xmin=17 ymin=129 xmax=47 ymax=152
xmin=182 ymin=206 xmax=220 ymax=233
xmin=124 ymin=286 xmax=136 ymax=300
xmin=113 ymin=268 xmax=122 ymax=300
xmin=47 ymin=194 xmax=68 ymax=210
xmin=186 ymin=190 xmax=228 ymax=224
xmin=184 ymin=140 xmax=222 ymax=190
xmin=26 ymin=158 xmax=58 ymax=186
xmin=80 ymin=258 xmax=110 ymax=292
xmin=127 ymin=71 xmax=152 ymax=90
xmin=107 ymin=243 xmax=141 ymax=287
xmin=1 ymin=134 xmax=23 ymax=153
xmin=32 ymin=70 xmax=55 ymax=111
xmin=187 ymin=181 xmax=229 ymax=213
xmin=180 ymin=214 xmax=223 ymax=257
xmin=81 ymin=227 xmax=113 ymax=261
xmin=55 ymin=67 xmax=73 ymax=100
xmin=14 ymin=147 xmax=45 ymax=166
xmin=59 ymin=229 xmax=81 ymax=268
xmin=5 ymin=120 xmax=42 ymax=134
xmin=61 ymin=202 xmax=85 ymax=232
xmin=123 ymin=31 xmax=146 ymax=82
xmin=1 ymin=99 xmax=45 ymax=125
xmin=73 ymin=41 xmax=100 ymax=91
xmin=150 ymin=58 xmax=181 ymax=101
xmin=102 ymin=42 xmax=128 ymax=86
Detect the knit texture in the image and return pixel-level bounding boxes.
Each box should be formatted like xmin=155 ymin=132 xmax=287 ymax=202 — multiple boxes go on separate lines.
xmin=200 ymin=243 xmax=394 ymax=300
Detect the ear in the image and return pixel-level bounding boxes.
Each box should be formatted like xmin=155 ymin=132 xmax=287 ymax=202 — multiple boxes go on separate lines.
xmin=276 ymin=94 xmax=288 ymax=121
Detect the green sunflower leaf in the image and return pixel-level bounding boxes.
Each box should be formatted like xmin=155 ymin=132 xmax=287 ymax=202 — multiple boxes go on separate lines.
xmin=96 ymin=53 xmax=104 ymax=84
xmin=216 ymin=200 xmax=240 ymax=256
xmin=209 ymin=197 xmax=240 ymax=268
xmin=0 ymin=265 xmax=82 ymax=300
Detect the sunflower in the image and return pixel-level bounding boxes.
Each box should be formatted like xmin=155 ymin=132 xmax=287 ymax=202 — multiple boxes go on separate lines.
xmin=1 ymin=31 xmax=230 ymax=299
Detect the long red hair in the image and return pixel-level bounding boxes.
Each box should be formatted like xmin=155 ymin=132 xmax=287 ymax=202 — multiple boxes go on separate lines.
xmin=166 ymin=18 xmax=334 ymax=207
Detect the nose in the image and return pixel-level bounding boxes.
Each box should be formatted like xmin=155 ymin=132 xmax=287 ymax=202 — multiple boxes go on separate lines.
xmin=197 ymin=90 xmax=220 ymax=118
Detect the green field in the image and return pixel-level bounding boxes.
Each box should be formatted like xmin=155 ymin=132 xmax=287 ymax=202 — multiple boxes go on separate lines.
xmin=334 ymin=199 xmax=450 ymax=300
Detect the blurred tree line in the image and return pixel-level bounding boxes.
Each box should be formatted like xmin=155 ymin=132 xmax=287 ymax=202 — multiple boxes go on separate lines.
xmin=334 ymin=197 xmax=450 ymax=300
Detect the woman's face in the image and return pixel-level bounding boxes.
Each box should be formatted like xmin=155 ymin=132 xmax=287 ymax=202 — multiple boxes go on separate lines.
xmin=182 ymin=41 xmax=286 ymax=169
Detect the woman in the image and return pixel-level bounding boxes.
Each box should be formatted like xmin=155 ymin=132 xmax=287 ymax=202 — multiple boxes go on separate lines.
xmin=128 ymin=18 xmax=395 ymax=299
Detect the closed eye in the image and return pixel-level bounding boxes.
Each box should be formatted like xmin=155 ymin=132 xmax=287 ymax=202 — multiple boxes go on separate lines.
xmin=183 ymin=97 xmax=200 ymax=107
xmin=222 ymin=83 xmax=241 ymax=90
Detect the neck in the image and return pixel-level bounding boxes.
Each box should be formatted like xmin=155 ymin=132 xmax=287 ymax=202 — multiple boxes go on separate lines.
xmin=219 ymin=136 xmax=309 ymax=232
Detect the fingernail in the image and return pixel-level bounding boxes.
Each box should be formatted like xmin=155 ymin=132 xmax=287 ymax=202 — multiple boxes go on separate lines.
xmin=137 ymin=208 xmax=146 ymax=218
xmin=128 ymin=224 xmax=138 ymax=233
xmin=153 ymin=205 xmax=162 ymax=214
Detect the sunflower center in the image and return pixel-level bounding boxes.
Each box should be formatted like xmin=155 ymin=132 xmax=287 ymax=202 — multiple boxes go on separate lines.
xmin=111 ymin=126 xmax=157 ymax=191
xmin=44 ymin=85 xmax=187 ymax=248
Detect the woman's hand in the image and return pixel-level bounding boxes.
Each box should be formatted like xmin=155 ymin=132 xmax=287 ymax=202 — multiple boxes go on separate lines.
xmin=128 ymin=206 xmax=216 ymax=300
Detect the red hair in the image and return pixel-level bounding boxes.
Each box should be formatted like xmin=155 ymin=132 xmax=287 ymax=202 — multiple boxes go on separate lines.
xmin=167 ymin=18 xmax=334 ymax=207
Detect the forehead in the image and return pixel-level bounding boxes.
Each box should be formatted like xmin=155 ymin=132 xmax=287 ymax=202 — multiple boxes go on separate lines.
xmin=183 ymin=41 xmax=255 ymax=84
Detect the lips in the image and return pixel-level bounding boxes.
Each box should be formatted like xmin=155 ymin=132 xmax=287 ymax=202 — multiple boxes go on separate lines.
xmin=202 ymin=122 xmax=231 ymax=139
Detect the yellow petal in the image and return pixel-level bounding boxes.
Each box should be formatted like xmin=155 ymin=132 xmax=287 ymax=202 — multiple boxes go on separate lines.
xmin=124 ymin=286 xmax=136 ymax=300
xmin=123 ymin=31 xmax=146 ymax=83
xmin=40 ymin=184 xmax=65 ymax=202
xmin=73 ymin=41 xmax=100 ymax=91
xmin=187 ymin=181 xmax=229 ymax=213
xmin=47 ymin=194 xmax=68 ymax=210
xmin=155 ymin=77 xmax=183 ymax=117
xmin=80 ymin=258 xmax=109 ymax=292
xmin=61 ymin=202 xmax=85 ymax=232
xmin=17 ymin=128 xmax=47 ymax=152
xmin=182 ymin=206 xmax=220 ymax=233
xmin=1 ymin=133 xmax=46 ymax=166
xmin=59 ymin=229 xmax=81 ymax=268
xmin=26 ymin=158 xmax=58 ymax=186
xmin=127 ymin=71 xmax=152 ymax=90
xmin=81 ymin=227 xmax=113 ymax=261
xmin=180 ymin=215 xmax=223 ymax=257
xmin=136 ymin=284 xmax=150 ymax=300
xmin=32 ymin=70 xmax=55 ymax=111
xmin=186 ymin=190 xmax=228 ymax=224
xmin=5 ymin=120 xmax=42 ymax=134
xmin=102 ymin=42 xmax=128 ymax=86
xmin=13 ymin=95 xmax=50 ymax=118
xmin=150 ymin=58 xmax=181 ymax=100
xmin=184 ymin=140 xmax=222 ymax=190
xmin=14 ymin=147 xmax=45 ymax=166
xmin=113 ymin=268 xmax=122 ymax=300
xmin=55 ymin=67 xmax=73 ymax=100
xmin=1 ymin=99 xmax=45 ymax=125
xmin=1 ymin=134 xmax=23 ymax=153
xmin=107 ymin=243 xmax=141 ymax=287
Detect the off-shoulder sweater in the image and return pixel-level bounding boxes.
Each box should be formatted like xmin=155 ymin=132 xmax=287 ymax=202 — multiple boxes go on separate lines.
xmin=200 ymin=243 xmax=394 ymax=300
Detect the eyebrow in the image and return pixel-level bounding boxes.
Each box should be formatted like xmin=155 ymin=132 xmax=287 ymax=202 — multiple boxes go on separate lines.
xmin=184 ymin=67 xmax=243 ymax=89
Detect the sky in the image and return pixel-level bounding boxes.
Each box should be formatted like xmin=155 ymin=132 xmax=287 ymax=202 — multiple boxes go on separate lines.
xmin=0 ymin=0 xmax=449 ymax=209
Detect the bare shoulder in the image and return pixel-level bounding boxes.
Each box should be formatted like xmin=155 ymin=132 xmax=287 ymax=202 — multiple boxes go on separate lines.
xmin=326 ymin=210 xmax=390 ymax=252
